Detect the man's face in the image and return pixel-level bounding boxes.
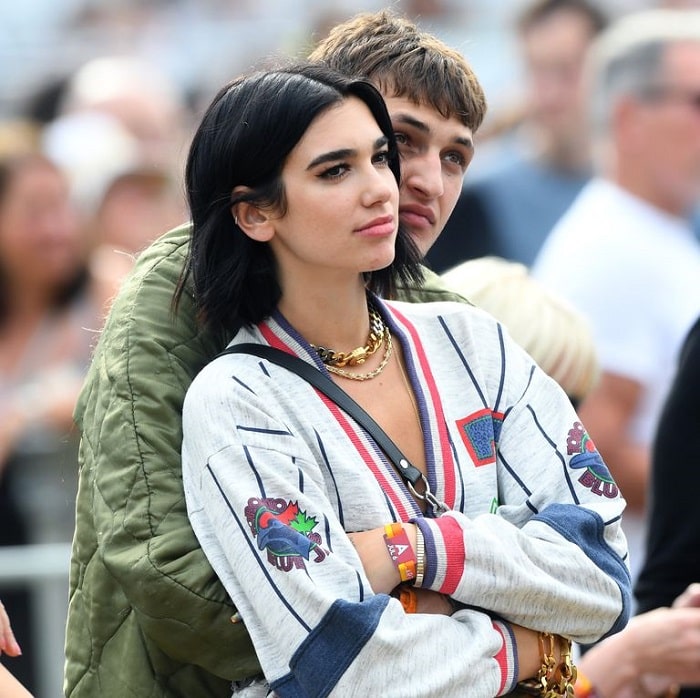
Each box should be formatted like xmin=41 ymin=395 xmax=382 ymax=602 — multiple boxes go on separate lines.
xmin=631 ymin=42 xmax=700 ymax=215
xmin=521 ymin=10 xmax=595 ymax=146
xmin=382 ymin=96 xmax=474 ymax=256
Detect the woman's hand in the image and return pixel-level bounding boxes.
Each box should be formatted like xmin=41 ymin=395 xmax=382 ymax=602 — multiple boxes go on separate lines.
xmin=411 ymin=588 xmax=454 ymax=615
xmin=0 ymin=601 xmax=22 ymax=658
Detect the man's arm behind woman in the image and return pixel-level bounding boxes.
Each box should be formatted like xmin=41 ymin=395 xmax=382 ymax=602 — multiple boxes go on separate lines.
xmin=65 ymin=224 xmax=259 ymax=696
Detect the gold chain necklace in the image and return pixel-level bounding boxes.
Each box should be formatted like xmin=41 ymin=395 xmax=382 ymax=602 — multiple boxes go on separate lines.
xmin=311 ymin=306 xmax=385 ymax=368
xmin=324 ymin=329 xmax=392 ymax=381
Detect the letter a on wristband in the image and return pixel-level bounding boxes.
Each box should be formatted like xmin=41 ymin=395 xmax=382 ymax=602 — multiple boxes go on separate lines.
xmin=383 ymin=523 xmax=416 ymax=583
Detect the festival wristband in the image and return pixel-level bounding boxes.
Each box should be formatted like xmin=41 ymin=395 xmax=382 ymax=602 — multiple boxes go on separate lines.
xmin=383 ymin=523 xmax=416 ymax=583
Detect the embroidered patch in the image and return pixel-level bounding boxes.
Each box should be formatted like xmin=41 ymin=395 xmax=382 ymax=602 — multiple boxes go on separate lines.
xmin=567 ymin=422 xmax=619 ymax=498
xmin=456 ymin=409 xmax=504 ymax=467
xmin=245 ymin=497 xmax=327 ymax=571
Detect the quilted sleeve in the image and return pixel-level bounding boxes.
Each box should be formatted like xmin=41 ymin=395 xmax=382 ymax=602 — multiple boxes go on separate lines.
xmin=72 ymin=224 xmax=260 ymax=680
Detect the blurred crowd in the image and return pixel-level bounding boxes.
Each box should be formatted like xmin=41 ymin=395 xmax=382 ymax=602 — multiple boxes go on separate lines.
xmin=1 ymin=0 xmax=700 ymax=695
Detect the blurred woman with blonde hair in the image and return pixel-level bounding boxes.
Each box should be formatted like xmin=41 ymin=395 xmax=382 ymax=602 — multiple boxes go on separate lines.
xmin=442 ymin=255 xmax=599 ymax=407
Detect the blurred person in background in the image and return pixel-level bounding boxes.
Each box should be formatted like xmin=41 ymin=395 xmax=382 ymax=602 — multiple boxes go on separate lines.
xmin=36 ymin=54 xmax=191 ymax=311
xmin=442 ymin=255 xmax=700 ymax=697
xmin=41 ymin=55 xmax=191 ymax=246
xmin=55 ymin=55 xmax=189 ymax=172
xmin=427 ymin=0 xmax=608 ymax=271
xmin=88 ymin=167 xmax=187 ymax=312
xmin=0 ymin=132 xmax=103 ymax=693
xmin=441 ymin=255 xmax=600 ymax=406
xmin=636 ymin=314 xmax=700 ymax=698
xmin=532 ymin=9 xmax=700 ymax=587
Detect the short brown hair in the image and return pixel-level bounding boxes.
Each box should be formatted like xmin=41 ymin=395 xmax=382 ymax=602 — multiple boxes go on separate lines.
xmin=309 ymin=10 xmax=486 ymax=132
xmin=517 ymin=0 xmax=608 ymax=37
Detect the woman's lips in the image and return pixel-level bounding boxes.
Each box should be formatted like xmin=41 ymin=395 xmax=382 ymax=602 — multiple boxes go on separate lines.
xmin=355 ymin=215 xmax=396 ymax=236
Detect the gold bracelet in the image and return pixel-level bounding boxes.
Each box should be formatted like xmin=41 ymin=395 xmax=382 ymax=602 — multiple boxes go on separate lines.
xmin=552 ymin=635 xmax=577 ymax=695
xmin=414 ymin=526 xmax=425 ymax=588
xmin=516 ymin=633 xmax=577 ymax=697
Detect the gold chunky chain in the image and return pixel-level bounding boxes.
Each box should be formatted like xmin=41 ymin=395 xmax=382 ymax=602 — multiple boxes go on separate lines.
xmin=312 ymin=305 xmax=385 ymax=367
xmin=516 ymin=634 xmax=577 ymax=697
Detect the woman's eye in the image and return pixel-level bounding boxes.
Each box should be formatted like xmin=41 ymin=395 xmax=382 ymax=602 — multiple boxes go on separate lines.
xmin=319 ymin=164 xmax=348 ymax=180
xmin=372 ymin=150 xmax=391 ymax=165
xmin=394 ymin=133 xmax=409 ymax=146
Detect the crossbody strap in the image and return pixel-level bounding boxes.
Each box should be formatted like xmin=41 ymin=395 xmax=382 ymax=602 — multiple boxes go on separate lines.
xmin=220 ymin=342 xmax=448 ymax=514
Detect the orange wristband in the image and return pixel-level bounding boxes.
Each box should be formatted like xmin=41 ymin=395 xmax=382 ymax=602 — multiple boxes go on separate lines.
xmin=574 ymin=669 xmax=598 ymax=698
xmin=399 ymin=587 xmax=418 ymax=613
xmin=383 ymin=523 xmax=416 ymax=583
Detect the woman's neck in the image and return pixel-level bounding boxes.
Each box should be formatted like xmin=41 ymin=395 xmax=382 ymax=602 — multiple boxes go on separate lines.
xmin=277 ymin=281 xmax=373 ymax=352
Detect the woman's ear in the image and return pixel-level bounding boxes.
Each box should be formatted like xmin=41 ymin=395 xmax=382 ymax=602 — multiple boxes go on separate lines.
xmin=231 ymin=186 xmax=275 ymax=242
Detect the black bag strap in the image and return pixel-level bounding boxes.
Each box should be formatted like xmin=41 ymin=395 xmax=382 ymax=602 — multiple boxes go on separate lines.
xmin=220 ymin=342 xmax=448 ymax=513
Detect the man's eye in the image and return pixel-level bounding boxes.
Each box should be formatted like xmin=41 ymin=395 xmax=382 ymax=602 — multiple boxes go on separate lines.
xmin=444 ymin=152 xmax=467 ymax=169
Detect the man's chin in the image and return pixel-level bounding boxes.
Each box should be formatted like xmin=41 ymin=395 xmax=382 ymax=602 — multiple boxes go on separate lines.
xmin=405 ymin=228 xmax=438 ymax=258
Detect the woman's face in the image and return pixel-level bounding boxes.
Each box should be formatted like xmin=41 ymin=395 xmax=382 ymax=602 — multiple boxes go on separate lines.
xmin=0 ymin=159 xmax=83 ymax=294
xmin=262 ymin=97 xmax=399 ymax=290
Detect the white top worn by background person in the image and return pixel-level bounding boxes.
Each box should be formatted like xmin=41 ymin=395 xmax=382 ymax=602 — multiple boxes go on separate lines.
xmin=532 ymin=176 xmax=700 ymax=581
xmin=183 ymin=298 xmax=631 ymax=698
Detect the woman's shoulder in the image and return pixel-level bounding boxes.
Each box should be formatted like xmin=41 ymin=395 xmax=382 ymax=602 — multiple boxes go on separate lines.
xmin=383 ymin=298 xmax=520 ymax=363
xmin=384 ymin=297 xmax=497 ymax=328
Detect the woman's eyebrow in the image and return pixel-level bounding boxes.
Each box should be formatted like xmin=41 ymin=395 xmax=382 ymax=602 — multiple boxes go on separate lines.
xmin=306 ymin=136 xmax=389 ymax=170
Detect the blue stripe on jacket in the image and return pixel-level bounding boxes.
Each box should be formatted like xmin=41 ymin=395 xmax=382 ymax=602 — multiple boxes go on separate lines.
xmin=534 ymin=502 xmax=632 ymax=636
xmin=270 ymin=595 xmax=390 ymax=698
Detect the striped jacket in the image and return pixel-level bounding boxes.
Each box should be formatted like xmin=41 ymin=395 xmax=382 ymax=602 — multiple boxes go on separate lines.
xmin=183 ymin=297 xmax=631 ymax=698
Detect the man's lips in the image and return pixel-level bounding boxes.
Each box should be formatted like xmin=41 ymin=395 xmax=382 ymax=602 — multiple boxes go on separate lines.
xmin=355 ymin=214 xmax=395 ymax=236
xmin=400 ymin=204 xmax=436 ymax=228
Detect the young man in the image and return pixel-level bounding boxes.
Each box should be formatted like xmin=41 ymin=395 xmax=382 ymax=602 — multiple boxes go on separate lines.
xmin=64 ymin=11 xmax=486 ymax=697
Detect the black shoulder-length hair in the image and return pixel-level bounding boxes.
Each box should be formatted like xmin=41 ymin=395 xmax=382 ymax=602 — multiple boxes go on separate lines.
xmin=175 ymin=61 xmax=423 ymax=332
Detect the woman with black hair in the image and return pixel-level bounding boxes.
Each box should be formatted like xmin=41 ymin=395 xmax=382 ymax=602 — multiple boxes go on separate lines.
xmin=180 ymin=62 xmax=630 ymax=697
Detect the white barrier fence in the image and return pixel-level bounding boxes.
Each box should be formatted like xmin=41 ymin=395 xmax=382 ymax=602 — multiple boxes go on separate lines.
xmin=0 ymin=543 xmax=72 ymax=698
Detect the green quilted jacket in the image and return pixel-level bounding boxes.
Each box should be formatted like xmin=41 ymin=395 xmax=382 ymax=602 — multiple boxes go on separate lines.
xmin=64 ymin=223 xmax=469 ymax=697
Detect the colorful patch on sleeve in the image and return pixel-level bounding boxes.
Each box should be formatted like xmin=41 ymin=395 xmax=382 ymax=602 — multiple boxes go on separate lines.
xmin=245 ymin=497 xmax=328 ymax=572
xmin=566 ymin=422 xmax=619 ymax=498
xmin=455 ymin=409 xmax=504 ymax=467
